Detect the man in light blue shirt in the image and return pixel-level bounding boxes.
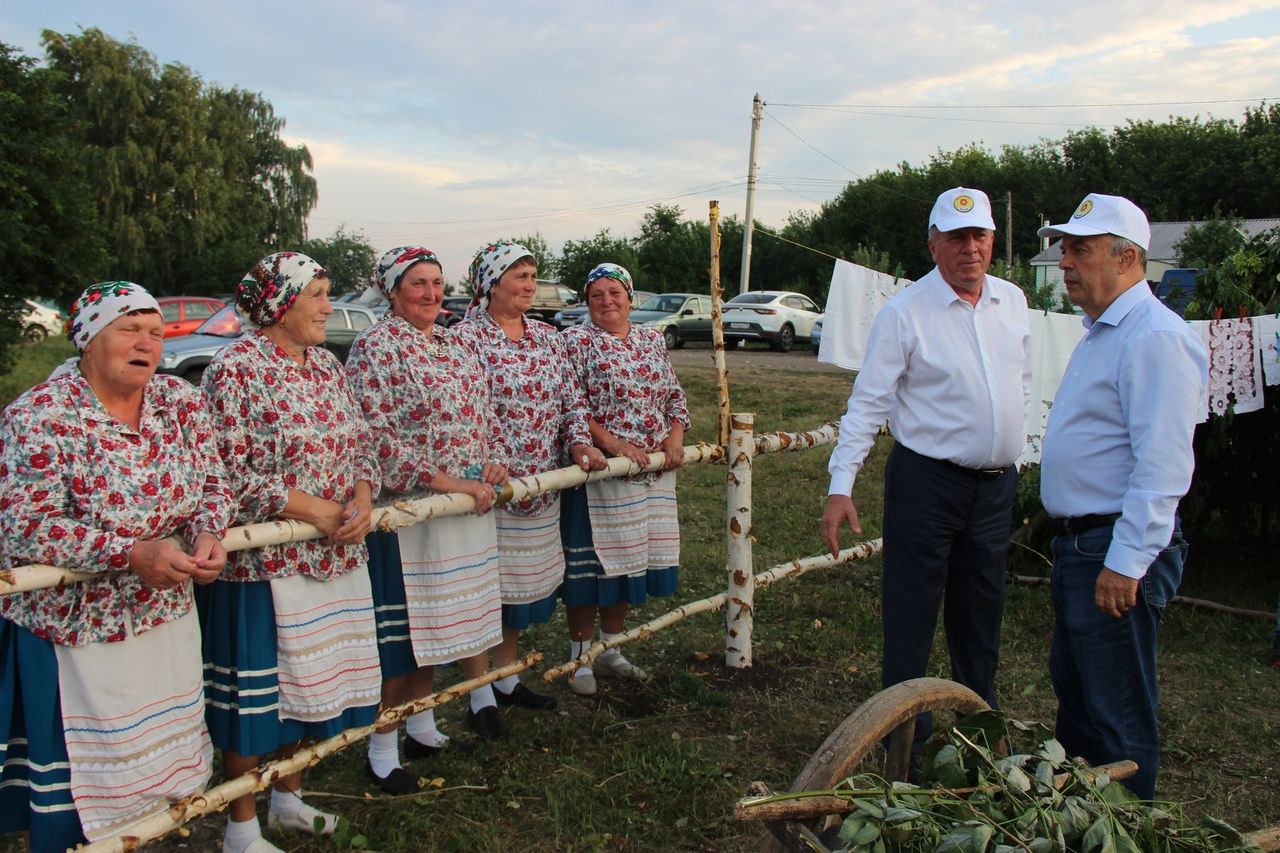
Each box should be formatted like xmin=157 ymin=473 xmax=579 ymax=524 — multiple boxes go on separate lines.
xmin=1039 ymin=193 xmax=1208 ymax=800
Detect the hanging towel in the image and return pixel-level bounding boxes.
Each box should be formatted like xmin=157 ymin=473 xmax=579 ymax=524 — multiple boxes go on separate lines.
xmin=819 ymin=260 xmax=909 ymax=370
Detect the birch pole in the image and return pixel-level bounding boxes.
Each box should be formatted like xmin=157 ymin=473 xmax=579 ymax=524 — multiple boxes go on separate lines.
xmin=2 ymin=444 xmax=726 ymax=596
xmin=76 ymin=653 xmax=542 ymax=853
xmin=708 ymin=199 xmax=732 ymax=447
xmin=725 ymin=412 xmax=755 ymax=668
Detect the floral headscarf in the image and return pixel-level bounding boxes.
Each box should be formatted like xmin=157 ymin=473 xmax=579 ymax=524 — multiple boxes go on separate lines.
xmin=584 ymin=263 xmax=633 ymax=301
xmin=371 ymin=246 xmax=442 ymax=299
xmin=236 ymin=251 xmax=327 ymax=328
xmin=66 ymin=281 xmax=161 ymax=351
xmin=466 ymin=241 xmax=535 ymax=317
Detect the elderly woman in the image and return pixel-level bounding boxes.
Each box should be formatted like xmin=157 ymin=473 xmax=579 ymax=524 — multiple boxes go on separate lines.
xmin=454 ymin=242 xmax=606 ymax=711
xmin=0 ymin=282 xmax=231 ymax=853
xmin=199 ymin=253 xmax=382 ymax=853
xmin=346 ymin=246 xmax=509 ymax=793
xmin=561 ymin=264 xmax=690 ymax=695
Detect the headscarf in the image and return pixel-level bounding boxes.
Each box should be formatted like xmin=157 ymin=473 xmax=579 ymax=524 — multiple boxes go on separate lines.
xmin=584 ymin=263 xmax=633 ymax=301
xmin=66 ymin=281 xmax=161 ymax=351
xmin=371 ymin=246 xmax=442 ymax=299
xmin=466 ymin=241 xmax=535 ymax=317
xmin=235 ymin=251 xmax=327 ymax=328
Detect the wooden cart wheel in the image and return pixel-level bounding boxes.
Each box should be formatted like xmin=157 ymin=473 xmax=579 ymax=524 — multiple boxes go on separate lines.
xmin=759 ymin=678 xmax=990 ymax=853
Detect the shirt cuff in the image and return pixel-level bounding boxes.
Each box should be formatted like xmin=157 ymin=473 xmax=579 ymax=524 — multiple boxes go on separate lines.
xmin=828 ymin=471 xmax=856 ymax=497
xmin=1103 ymin=541 xmax=1151 ymax=580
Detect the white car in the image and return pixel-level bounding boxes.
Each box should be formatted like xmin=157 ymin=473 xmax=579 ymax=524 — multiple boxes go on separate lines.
xmin=722 ymin=290 xmax=822 ymax=352
xmin=21 ymin=299 xmax=63 ymax=342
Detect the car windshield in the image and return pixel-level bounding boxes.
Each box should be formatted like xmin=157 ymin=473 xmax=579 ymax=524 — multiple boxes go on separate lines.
xmin=726 ymin=293 xmax=774 ymax=305
xmin=195 ymin=305 xmax=243 ymax=338
xmin=637 ymin=295 xmax=687 ymax=313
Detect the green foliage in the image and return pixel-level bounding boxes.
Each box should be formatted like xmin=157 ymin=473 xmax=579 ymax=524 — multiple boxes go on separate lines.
xmin=1174 ymin=213 xmax=1246 ymax=269
xmin=302 ymin=226 xmax=379 ymax=295
xmin=833 ymin=711 xmax=1262 ymax=852
xmin=495 ymin=232 xmax=556 ymax=278
xmin=558 ymin=229 xmax=642 ymax=292
xmin=37 ymin=27 xmax=317 ymax=295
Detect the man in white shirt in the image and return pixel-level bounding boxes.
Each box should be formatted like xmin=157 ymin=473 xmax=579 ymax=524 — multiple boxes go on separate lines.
xmin=822 ymin=187 xmax=1031 ymax=756
xmin=1038 ymin=193 xmax=1207 ymax=799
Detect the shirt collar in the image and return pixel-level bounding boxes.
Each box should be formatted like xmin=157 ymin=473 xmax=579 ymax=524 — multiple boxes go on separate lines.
xmin=1084 ymin=280 xmax=1150 ymax=330
xmin=928 ymin=268 xmax=998 ymax=309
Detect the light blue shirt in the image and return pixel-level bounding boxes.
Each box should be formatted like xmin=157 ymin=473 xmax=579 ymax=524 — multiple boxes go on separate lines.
xmin=1040 ymin=282 xmax=1208 ymax=579
xmin=828 ymin=268 xmax=1031 ymax=496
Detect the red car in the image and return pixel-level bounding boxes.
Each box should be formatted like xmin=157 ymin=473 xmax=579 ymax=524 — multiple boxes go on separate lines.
xmin=157 ymin=296 xmax=226 ymax=338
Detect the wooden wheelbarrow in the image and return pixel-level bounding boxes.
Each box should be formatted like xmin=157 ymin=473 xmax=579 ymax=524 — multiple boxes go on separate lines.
xmin=734 ymin=678 xmax=1280 ymax=853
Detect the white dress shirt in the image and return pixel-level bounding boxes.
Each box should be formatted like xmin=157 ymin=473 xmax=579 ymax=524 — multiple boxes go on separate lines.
xmin=1040 ymin=282 xmax=1208 ymax=579
xmin=827 ymin=268 xmax=1031 ymax=496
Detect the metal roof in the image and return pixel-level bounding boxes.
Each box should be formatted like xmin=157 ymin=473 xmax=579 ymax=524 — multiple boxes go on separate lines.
xmin=1030 ymin=218 xmax=1280 ymax=264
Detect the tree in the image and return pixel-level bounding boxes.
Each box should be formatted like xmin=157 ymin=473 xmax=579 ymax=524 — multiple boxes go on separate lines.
xmin=1174 ymin=212 xmax=1246 ymax=268
xmin=558 ymin=229 xmax=641 ymax=293
xmin=0 ymin=42 xmax=107 ymax=371
xmin=301 ymin=227 xmax=378 ymax=295
xmin=495 ymin=233 xmax=555 ymax=279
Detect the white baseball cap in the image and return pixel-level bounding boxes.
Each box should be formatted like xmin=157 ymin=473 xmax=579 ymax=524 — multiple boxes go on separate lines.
xmin=1037 ymin=193 xmax=1151 ymax=251
xmin=929 ymin=187 xmax=997 ymax=232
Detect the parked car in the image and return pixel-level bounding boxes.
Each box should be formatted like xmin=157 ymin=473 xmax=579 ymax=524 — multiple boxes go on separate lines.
xmin=634 ymin=294 xmax=715 ymax=349
xmin=157 ymin=296 xmax=226 ymax=338
xmin=722 ymin=290 xmax=822 ymax=352
xmin=810 ymin=315 xmax=824 ymax=356
xmin=20 ymin=298 xmax=63 ymax=341
xmin=157 ymin=303 xmax=378 ymax=384
xmin=526 ymin=280 xmax=580 ymax=324
xmin=551 ymin=290 xmax=656 ymax=331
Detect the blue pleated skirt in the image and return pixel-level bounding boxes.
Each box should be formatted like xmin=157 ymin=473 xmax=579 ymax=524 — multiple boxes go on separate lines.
xmin=195 ymin=579 xmax=378 ymax=757
xmin=366 ymin=529 xmax=420 ymax=679
xmin=501 ymin=590 xmax=561 ymax=630
xmin=0 ymin=620 xmax=86 ymax=853
xmin=559 ymin=485 xmax=679 ymax=607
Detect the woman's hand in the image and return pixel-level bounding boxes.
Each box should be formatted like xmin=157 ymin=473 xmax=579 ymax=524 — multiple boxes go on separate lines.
xmin=570 ymin=443 xmax=609 ymax=472
xmin=190 ymin=531 xmax=227 ymax=584
xmin=480 ymin=462 xmax=509 ymax=487
xmin=332 ymin=484 xmax=374 ymax=544
xmin=467 ymin=479 xmax=498 ymax=514
xmin=614 ymin=440 xmax=652 ymax=470
xmin=129 ymin=539 xmax=200 ymax=590
xmin=659 ymin=425 xmax=685 ymax=471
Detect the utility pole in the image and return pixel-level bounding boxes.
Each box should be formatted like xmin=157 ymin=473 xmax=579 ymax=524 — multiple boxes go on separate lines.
xmin=739 ymin=93 xmax=763 ymax=294
xmin=1005 ymin=191 xmax=1013 ymax=268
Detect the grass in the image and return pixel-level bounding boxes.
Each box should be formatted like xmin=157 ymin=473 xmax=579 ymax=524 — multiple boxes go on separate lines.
xmin=1 ymin=347 xmax=1278 ymax=852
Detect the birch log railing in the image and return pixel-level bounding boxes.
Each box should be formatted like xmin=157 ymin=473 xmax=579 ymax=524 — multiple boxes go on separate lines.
xmin=3 ymin=419 xmax=891 ymax=852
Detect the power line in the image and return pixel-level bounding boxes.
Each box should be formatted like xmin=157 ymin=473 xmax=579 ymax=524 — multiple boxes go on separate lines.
xmin=769 ymin=97 xmax=1277 ymax=110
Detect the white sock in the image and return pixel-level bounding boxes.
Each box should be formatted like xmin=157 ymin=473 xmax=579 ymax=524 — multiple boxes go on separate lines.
xmin=367 ymin=730 xmax=401 ymax=778
xmin=469 ymin=683 xmax=497 ymax=713
xmin=223 ymin=816 xmax=262 ymax=853
xmin=494 ymin=674 xmax=519 ymax=694
xmin=405 ymin=709 xmax=448 ymax=748
xmin=269 ymin=787 xmax=303 ymax=819
xmin=599 ymin=630 xmax=624 ymax=663
xmin=570 ymin=639 xmax=590 ymax=660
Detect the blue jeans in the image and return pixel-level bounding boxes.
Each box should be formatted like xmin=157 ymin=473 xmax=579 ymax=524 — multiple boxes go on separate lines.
xmin=1049 ymin=520 xmax=1185 ymax=801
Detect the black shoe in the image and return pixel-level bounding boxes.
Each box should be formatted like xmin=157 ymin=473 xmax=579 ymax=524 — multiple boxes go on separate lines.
xmin=494 ymin=682 xmax=558 ymax=711
xmin=467 ymin=706 xmax=509 ymax=740
xmin=366 ymin=759 xmax=417 ymax=795
xmin=403 ymin=733 xmax=475 ymax=760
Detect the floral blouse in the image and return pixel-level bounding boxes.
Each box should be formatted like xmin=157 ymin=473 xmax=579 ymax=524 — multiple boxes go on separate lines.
xmin=452 ymin=311 xmax=592 ymax=516
xmin=563 ymin=322 xmax=692 ymax=485
xmin=202 ymin=331 xmax=381 ymax=582
xmin=345 ymin=314 xmax=508 ymax=501
xmin=0 ymin=371 xmax=233 ymax=646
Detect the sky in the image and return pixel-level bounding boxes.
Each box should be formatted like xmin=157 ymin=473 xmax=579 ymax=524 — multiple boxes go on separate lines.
xmin=3 ymin=0 xmax=1280 ymax=284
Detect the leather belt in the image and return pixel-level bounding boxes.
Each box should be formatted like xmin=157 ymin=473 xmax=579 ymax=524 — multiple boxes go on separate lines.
xmin=935 ymin=457 xmax=1009 ymax=481
xmin=1054 ymin=513 xmax=1121 ymax=535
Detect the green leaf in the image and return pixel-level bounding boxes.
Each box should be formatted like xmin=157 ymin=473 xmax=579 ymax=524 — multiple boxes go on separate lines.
xmin=1098 ymin=780 xmax=1136 ymax=805
xmin=1083 ymin=815 xmax=1114 ymax=852
xmin=1035 ymin=759 xmax=1056 ymax=789
xmin=837 ymin=814 xmax=867 ymax=844
xmin=882 ymin=805 xmax=922 ymax=824
xmin=852 ymin=797 xmax=886 ymax=819
xmin=1038 ymin=739 xmax=1067 ymax=764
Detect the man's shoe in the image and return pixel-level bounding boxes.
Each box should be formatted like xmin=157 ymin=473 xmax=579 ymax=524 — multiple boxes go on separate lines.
xmin=494 ymin=682 xmax=559 ymax=710
xmin=466 ymin=705 xmax=509 ymax=740
xmin=595 ymin=653 xmax=648 ymax=680
xmin=366 ymin=759 xmax=417 ymax=795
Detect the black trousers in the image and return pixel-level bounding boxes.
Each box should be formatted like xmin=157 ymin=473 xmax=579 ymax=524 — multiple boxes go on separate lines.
xmin=881 ymin=443 xmax=1017 ymax=748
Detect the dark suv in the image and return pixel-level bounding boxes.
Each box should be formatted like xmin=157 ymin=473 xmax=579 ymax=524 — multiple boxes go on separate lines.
xmin=527 ymin=280 xmax=580 ymax=324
